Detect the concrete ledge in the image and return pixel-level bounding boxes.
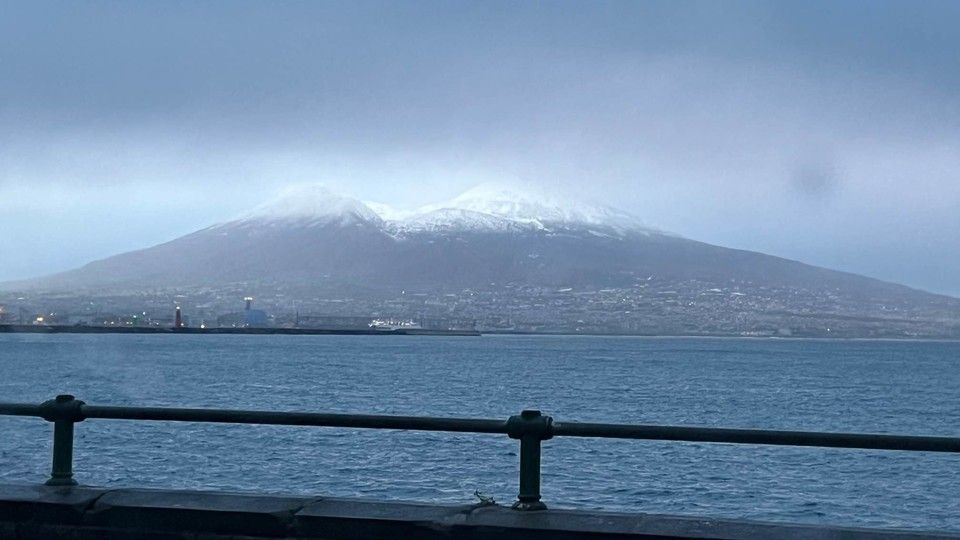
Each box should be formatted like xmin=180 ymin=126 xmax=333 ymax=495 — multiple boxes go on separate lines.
xmin=296 ymin=498 xmax=477 ymax=539
xmin=0 ymin=484 xmax=104 ymax=525
xmin=0 ymin=483 xmax=958 ymax=539
xmin=86 ymin=488 xmax=315 ymax=537
xmin=462 ymin=505 xmax=959 ymax=540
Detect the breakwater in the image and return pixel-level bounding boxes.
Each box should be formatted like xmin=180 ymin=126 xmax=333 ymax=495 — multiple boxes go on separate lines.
xmin=0 ymin=323 xmax=480 ymax=336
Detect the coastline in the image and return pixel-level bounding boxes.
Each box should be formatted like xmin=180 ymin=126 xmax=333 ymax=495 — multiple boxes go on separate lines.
xmin=2 ymin=324 xmax=958 ymax=342
xmin=0 ymin=324 xmax=480 ymax=337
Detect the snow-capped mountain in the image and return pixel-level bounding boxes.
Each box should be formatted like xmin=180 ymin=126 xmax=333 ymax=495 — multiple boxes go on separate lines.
xmin=8 ymin=182 xmax=954 ymax=318
xmin=234 ymin=182 xmax=660 ymax=237
xmin=6 ymin=181 xmax=958 ymax=338
xmin=6 ymin=181 xmax=959 ymax=338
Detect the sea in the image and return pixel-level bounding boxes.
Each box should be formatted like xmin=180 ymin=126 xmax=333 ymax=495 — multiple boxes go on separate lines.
xmin=1 ymin=334 xmax=958 ymax=531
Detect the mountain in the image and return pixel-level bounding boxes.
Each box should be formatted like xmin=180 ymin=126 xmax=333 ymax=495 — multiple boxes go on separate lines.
xmin=4 ymin=183 xmax=959 ymax=337
xmin=0 ymin=183 xmax=920 ymax=292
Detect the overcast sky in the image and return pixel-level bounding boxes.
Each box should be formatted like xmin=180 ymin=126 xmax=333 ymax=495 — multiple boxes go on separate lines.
xmin=1 ymin=1 xmax=959 ymax=295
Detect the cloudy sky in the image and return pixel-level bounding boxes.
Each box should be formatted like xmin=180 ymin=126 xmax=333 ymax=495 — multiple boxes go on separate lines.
xmin=1 ymin=1 xmax=959 ymax=295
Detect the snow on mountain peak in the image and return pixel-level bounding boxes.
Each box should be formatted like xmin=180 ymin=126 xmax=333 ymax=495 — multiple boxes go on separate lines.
xmin=244 ymin=184 xmax=382 ymax=226
xmin=438 ymin=182 xmax=652 ymax=234
xmin=235 ymin=182 xmax=660 ymax=236
xmin=392 ymin=207 xmax=536 ymax=234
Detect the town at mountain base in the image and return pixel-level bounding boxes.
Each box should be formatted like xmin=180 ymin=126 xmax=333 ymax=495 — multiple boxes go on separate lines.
xmin=2 ymin=184 xmax=958 ymax=338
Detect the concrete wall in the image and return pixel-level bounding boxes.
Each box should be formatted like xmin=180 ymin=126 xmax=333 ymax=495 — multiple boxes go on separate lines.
xmin=0 ymin=483 xmax=957 ymax=539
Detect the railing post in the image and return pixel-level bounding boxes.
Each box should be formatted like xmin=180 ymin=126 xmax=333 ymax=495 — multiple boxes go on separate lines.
xmin=39 ymin=394 xmax=85 ymax=486
xmin=507 ymin=409 xmax=554 ymax=511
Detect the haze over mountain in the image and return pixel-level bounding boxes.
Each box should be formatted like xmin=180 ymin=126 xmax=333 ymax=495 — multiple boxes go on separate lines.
xmin=3 ymin=183 xmax=958 ymax=338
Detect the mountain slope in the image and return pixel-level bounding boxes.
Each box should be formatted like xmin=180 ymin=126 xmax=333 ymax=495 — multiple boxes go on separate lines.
xmin=13 ymin=184 xmax=933 ymax=295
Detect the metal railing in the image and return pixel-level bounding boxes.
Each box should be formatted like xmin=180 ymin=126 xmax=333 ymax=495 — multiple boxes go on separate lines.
xmin=2 ymin=394 xmax=960 ymax=510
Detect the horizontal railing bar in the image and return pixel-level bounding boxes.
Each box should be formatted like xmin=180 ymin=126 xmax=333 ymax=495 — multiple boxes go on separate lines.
xmin=0 ymin=403 xmax=44 ymax=417
xmin=552 ymin=422 xmax=960 ymax=453
xmin=2 ymin=401 xmax=960 ymax=453
xmin=81 ymin=405 xmax=510 ymax=434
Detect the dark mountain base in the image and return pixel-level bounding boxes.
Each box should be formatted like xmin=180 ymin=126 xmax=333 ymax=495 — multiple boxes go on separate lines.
xmin=4 ymin=213 xmax=958 ymax=339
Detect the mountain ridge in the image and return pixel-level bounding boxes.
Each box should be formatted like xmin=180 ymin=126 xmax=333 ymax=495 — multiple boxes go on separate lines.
xmin=231 ymin=183 xmax=664 ymax=238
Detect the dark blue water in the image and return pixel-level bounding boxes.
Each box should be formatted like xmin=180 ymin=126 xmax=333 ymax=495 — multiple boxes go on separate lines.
xmin=1 ymin=334 xmax=959 ymax=531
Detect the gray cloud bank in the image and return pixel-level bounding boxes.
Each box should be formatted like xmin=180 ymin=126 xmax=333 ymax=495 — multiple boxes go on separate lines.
xmin=1 ymin=1 xmax=959 ymax=294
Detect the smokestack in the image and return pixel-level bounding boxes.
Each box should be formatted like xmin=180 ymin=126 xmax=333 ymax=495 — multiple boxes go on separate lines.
xmin=244 ymin=297 xmax=253 ymax=311
xmin=174 ymin=306 xmax=182 ymax=328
